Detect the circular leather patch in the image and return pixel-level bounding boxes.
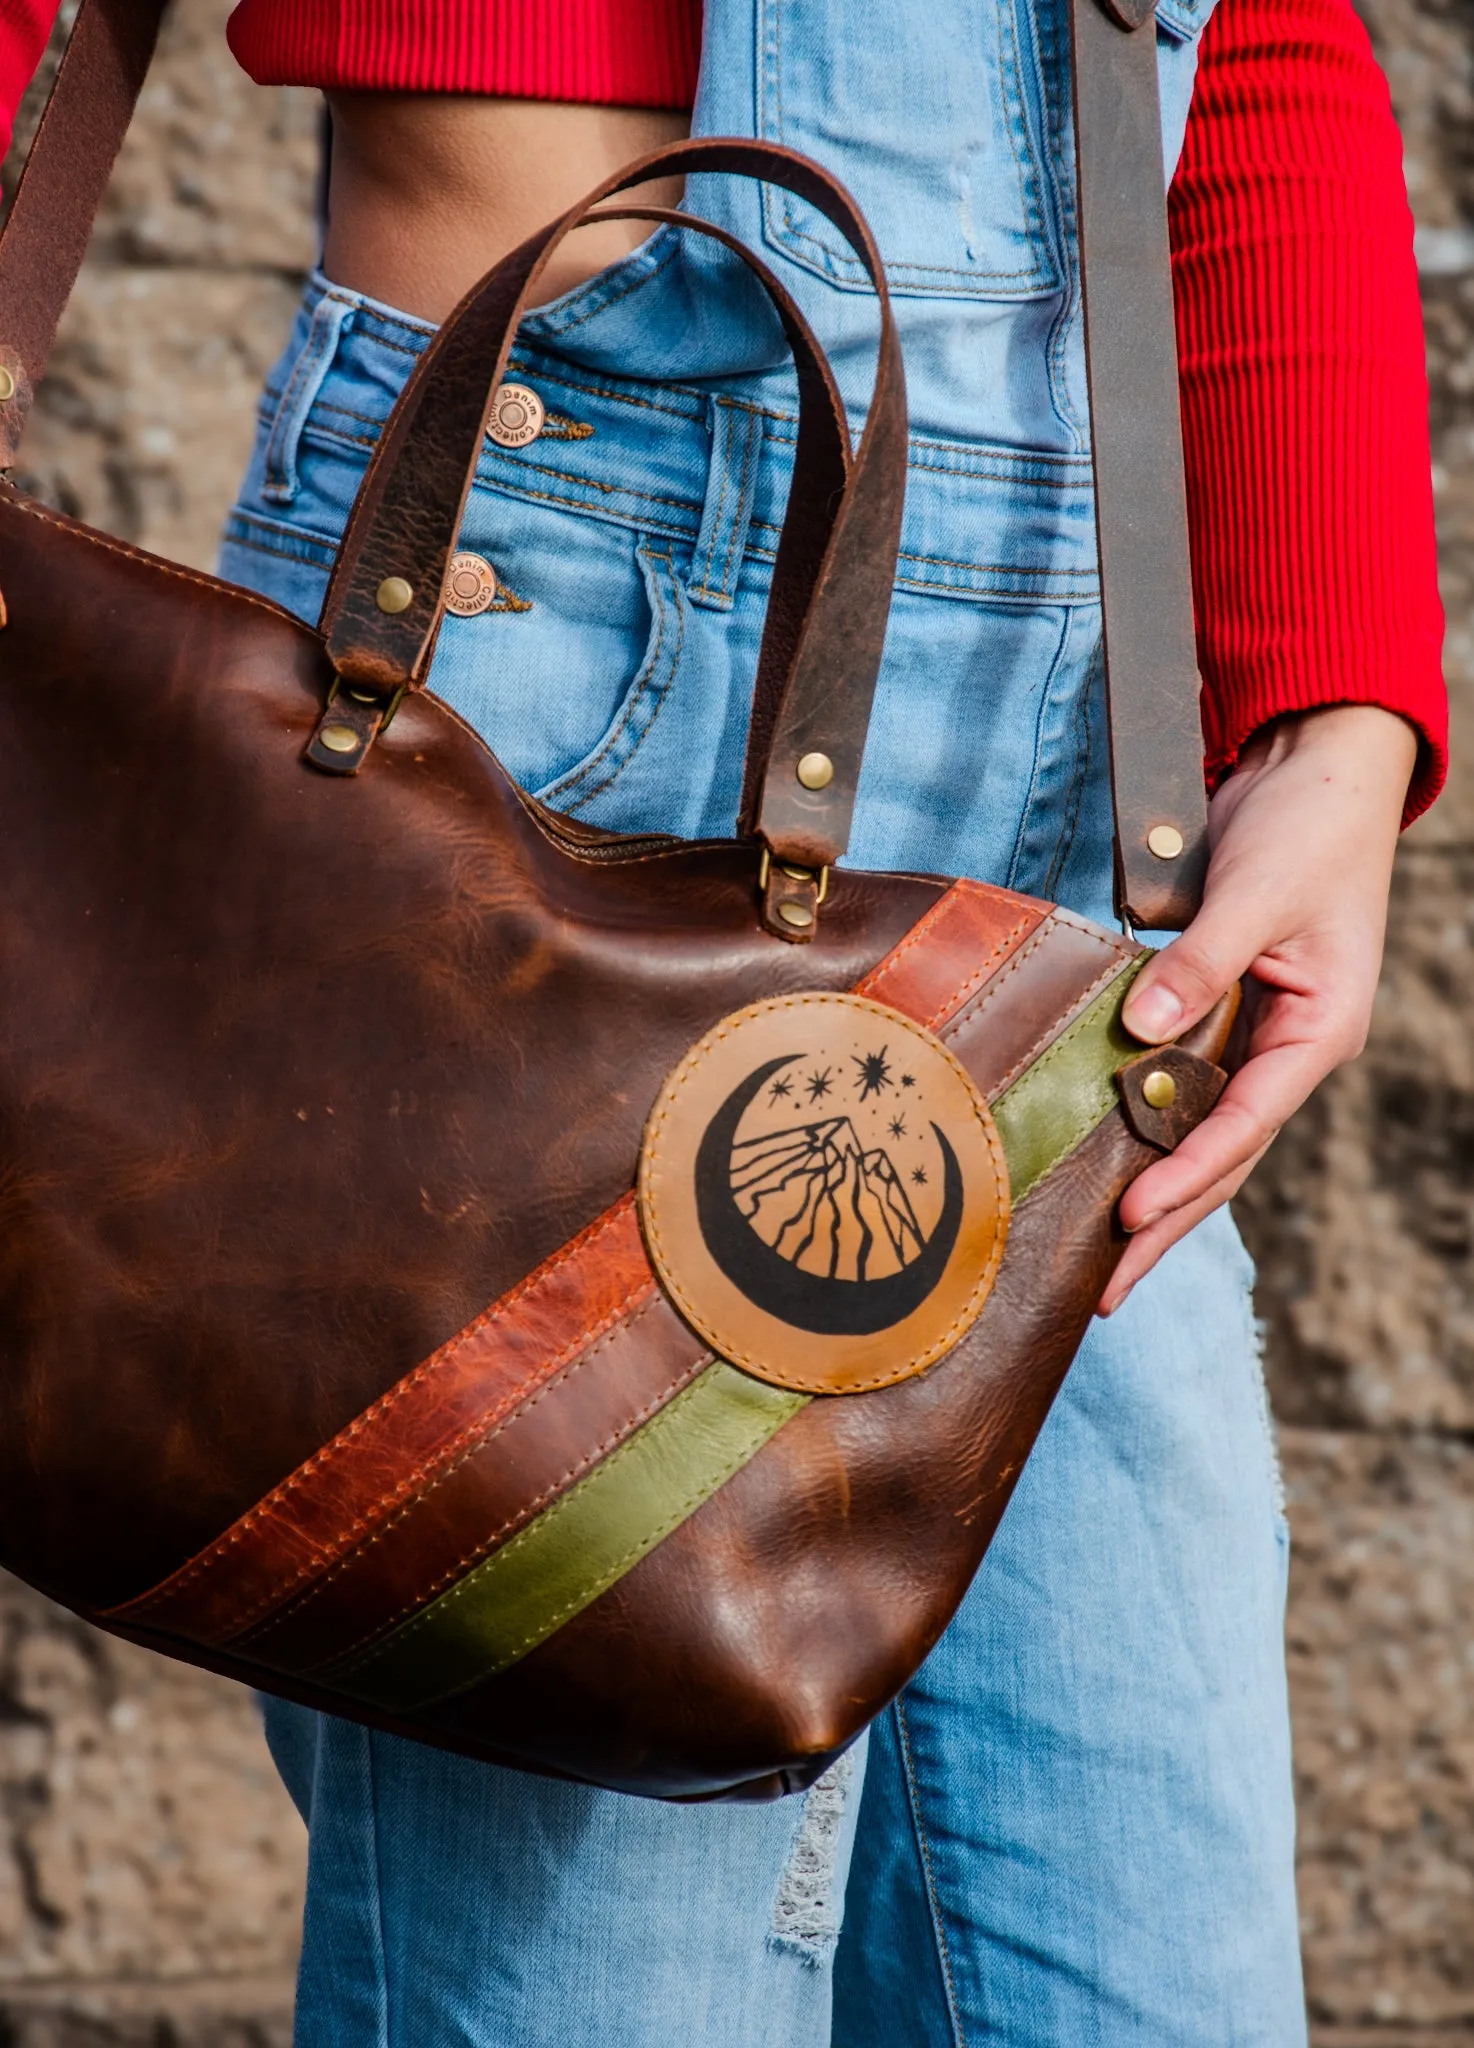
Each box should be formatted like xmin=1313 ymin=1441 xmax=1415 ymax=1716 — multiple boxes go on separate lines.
xmin=638 ymin=993 xmax=1009 ymax=1394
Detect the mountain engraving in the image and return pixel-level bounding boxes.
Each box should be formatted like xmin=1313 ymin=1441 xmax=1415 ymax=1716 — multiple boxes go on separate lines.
xmin=730 ymin=1118 xmax=925 ymax=1282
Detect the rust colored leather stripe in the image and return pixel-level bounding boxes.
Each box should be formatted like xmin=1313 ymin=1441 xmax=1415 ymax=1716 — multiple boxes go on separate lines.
xmin=103 ymin=879 xmax=1120 ymax=1655
xmin=854 ymin=878 xmax=1051 ymax=1028
xmin=106 ymin=1198 xmax=656 ymax=1641
xmin=240 ymin=1295 xmax=711 ymax=1675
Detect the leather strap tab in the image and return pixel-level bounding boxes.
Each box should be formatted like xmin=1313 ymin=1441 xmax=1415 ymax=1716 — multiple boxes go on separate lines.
xmin=1072 ymin=0 xmax=1209 ymax=929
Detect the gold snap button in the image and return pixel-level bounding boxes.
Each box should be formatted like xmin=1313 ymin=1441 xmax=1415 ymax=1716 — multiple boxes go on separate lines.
xmin=443 ymin=551 xmax=500 ymax=618
xmin=0 ymin=367 xmax=16 ymax=403
xmin=487 ymin=382 xmax=546 ymax=449
xmin=376 ymin=576 xmax=414 ymax=615
xmin=776 ymin=900 xmax=815 ymax=929
xmin=318 ymin=722 xmax=361 ymax=755
xmin=1141 ymin=1069 xmax=1178 ymax=1110
xmin=1147 ymin=823 xmax=1185 ymax=860
xmin=796 ymin=751 xmax=834 ymax=791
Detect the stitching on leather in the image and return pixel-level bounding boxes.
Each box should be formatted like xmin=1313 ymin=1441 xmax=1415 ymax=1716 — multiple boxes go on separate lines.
xmin=857 ymin=884 xmax=1042 ymax=1027
xmin=1 ymin=495 xmax=305 ymax=630
xmin=641 ymin=996 xmax=1009 ymax=1392
xmin=299 ymin=1318 xmax=709 ymax=1668
xmin=327 ymin=1369 xmax=794 ymax=1684
xmin=109 ymin=1198 xmax=645 ymax=1619
xmin=941 ymin=924 xmax=1132 ymax=1094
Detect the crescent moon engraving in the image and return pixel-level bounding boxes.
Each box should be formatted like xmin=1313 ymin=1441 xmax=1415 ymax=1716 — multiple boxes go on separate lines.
xmin=694 ymin=1056 xmax=965 ymax=1336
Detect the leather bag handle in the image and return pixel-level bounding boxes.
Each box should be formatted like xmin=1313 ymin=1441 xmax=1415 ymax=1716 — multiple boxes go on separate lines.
xmin=0 ymin=0 xmax=1208 ymax=929
xmin=312 ymin=141 xmax=907 ymax=883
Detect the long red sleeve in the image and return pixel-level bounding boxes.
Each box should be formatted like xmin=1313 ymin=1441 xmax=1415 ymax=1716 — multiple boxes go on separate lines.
xmin=1171 ymin=0 xmax=1446 ymax=819
xmin=0 ymin=0 xmax=58 ymax=158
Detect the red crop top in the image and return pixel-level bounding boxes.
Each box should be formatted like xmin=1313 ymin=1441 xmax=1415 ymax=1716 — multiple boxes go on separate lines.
xmin=0 ymin=0 xmax=1447 ymax=815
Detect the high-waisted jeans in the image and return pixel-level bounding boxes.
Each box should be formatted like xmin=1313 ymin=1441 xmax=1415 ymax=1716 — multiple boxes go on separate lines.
xmin=217 ymin=1 xmax=1307 ymax=2032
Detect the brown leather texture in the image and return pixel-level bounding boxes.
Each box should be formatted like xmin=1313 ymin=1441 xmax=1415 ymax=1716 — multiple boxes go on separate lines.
xmin=0 ymin=5 xmax=1235 ymax=1800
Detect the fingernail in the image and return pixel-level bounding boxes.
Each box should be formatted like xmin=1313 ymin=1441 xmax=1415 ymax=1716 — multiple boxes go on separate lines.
xmin=1101 ymin=1280 xmax=1136 ymax=1318
xmin=1124 ymin=985 xmax=1184 ymax=1043
xmin=1123 ymin=1210 xmax=1163 ymax=1236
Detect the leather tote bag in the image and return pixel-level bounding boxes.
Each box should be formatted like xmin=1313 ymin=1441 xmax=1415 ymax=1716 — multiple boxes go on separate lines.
xmin=0 ymin=0 xmax=1233 ymax=1799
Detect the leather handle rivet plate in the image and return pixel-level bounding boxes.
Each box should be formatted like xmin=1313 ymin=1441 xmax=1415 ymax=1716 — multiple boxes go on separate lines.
xmin=796 ymin=751 xmax=834 ymax=791
xmin=375 ymin=576 xmax=415 ymax=615
xmin=1141 ymin=1068 xmax=1177 ymax=1109
xmin=0 ymin=368 xmax=16 ymax=403
xmin=1146 ymin=823 xmax=1185 ymax=860
xmin=776 ymin=900 xmax=814 ymax=929
xmin=318 ymin=722 xmax=361 ymax=755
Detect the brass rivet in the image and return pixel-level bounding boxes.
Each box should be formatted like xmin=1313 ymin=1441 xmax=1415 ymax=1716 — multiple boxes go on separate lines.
xmin=1147 ymin=823 xmax=1185 ymax=860
xmin=1141 ymin=1068 xmax=1177 ymax=1110
xmin=487 ymin=382 xmax=546 ymax=449
xmin=318 ymin=721 xmax=361 ymax=755
xmin=443 ymin=550 xmax=499 ymax=618
xmin=0 ymin=367 xmax=16 ymax=403
xmin=796 ymin=751 xmax=834 ymax=791
xmin=375 ymin=575 xmax=414 ymax=615
xmin=776 ymin=900 xmax=815 ymax=929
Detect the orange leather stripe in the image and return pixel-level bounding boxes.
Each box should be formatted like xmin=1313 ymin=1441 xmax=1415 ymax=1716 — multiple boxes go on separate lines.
xmin=855 ymin=878 xmax=1051 ymax=1028
xmin=103 ymin=878 xmax=1053 ymax=1649
xmin=107 ymin=1199 xmax=656 ymax=1642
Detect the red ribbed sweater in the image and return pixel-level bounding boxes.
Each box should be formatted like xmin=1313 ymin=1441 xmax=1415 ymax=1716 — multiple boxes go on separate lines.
xmin=0 ymin=0 xmax=1446 ymax=814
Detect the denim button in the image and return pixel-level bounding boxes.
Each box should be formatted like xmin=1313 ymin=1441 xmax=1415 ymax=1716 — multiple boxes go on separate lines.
xmin=444 ymin=552 xmax=500 ymax=617
xmin=487 ymin=383 xmax=545 ymax=449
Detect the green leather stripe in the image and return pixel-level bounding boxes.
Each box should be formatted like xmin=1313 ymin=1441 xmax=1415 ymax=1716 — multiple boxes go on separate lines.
xmin=322 ymin=1363 xmax=807 ymax=1714
xmin=992 ymin=957 xmax=1144 ymax=1202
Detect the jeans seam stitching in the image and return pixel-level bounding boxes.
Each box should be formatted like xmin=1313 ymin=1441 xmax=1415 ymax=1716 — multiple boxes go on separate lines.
xmin=895 ymin=1698 xmax=969 ymax=2046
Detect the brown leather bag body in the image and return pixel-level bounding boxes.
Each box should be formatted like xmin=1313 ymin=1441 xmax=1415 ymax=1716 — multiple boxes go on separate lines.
xmin=0 ymin=0 xmax=1233 ymax=1799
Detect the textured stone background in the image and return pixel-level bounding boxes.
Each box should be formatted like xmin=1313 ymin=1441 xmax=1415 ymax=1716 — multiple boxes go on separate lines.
xmin=0 ymin=0 xmax=1470 ymax=2039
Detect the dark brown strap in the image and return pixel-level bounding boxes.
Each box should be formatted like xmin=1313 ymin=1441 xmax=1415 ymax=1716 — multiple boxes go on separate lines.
xmin=0 ymin=0 xmax=1208 ymax=928
xmin=0 ymin=0 xmax=168 ymax=464
xmin=1070 ymin=0 xmax=1208 ymax=928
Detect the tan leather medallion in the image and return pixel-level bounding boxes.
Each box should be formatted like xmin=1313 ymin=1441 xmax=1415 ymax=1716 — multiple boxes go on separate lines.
xmin=638 ymin=994 xmax=1009 ymax=1394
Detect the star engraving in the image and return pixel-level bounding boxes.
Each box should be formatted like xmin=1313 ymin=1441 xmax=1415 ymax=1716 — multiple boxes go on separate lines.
xmin=852 ymin=1047 xmax=895 ymax=1101
xmin=911 ymin=1166 xmax=928 ymax=1186
xmin=768 ymin=1075 xmax=794 ymax=1103
xmin=900 ymin=1073 xmax=917 ymax=1090
xmin=805 ymin=1067 xmax=833 ymax=1103
xmin=888 ymin=1115 xmax=907 ymax=1139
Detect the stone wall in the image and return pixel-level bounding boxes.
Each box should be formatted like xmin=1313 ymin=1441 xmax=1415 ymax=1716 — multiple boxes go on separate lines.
xmin=0 ymin=0 xmax=1470 ymax=2039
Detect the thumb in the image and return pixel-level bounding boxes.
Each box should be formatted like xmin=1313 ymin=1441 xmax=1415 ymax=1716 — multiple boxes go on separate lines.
xmin=1120 ymin=892 xmax=1261 ymax=1045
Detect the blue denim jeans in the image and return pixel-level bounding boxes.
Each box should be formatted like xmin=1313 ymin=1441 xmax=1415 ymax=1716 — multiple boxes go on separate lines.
xmin=219 ymin=0 xmax=1306 ymax=2033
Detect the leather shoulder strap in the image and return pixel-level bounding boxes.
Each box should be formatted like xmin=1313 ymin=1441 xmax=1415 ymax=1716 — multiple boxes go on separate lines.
xmin=0 ymin=0 xmax=1209 ymax=931
xmin=1070 ymin=0 xmax=1207 ymax=929
xmin=0 ymin=0 xmax=168 ymax=464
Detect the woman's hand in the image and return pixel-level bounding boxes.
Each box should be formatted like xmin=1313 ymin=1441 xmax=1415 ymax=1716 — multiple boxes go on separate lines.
xmin=1101 ymin=703 xmax=1419 ymax=1315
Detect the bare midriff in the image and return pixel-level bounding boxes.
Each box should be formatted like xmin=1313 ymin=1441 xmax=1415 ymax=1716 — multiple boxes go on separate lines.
xmin=323 ymin=96 xmax=691 ymax=324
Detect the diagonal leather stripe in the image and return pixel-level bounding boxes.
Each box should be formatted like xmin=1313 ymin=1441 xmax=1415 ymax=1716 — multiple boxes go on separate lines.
xmin=240 ymin=1295 xmax=713 ymax=1675
xmin=106 ymin=1198 xmax=657 ymax=1640
xmin=990 ymin=955 xmax=1144 ymax=1203
xmin=321 ymin=1363 xmax=807 ymax=1715
xmin=853 ymin=879 xmax=1051 ymax=1019
xmin=103 ymin=880 xmax=1135 ymax=1660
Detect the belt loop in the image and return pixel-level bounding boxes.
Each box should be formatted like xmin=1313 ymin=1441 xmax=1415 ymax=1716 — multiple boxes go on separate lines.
xmin=262 ymin=290 xmax=357 ymax=507
xmin=689 ymin=397 xmax=763 ymax=612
